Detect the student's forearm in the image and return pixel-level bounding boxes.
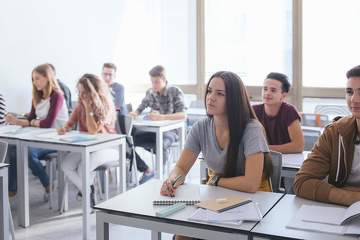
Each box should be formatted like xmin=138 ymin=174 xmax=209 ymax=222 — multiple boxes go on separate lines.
xmin=17 ymin=119 xmax=31 ymax=127
xmin=162 ymin=112 xmax=186 ymax=120
xmin=328 ymin=187 xmax=360 ymax=206
xmin=269 ymin=141 xmax=303 ymax=154
xmin=218 ymin=176 xmax=261 ymax=193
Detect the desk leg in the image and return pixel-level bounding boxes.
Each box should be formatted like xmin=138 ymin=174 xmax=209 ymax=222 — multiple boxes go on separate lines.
xmin=57 ymin=151 xmax=68 ymax=212
xmin=0 ymin=169 xmax=9 ymax=240
xmin=151 ymin=231 xmax=161 ymax=240
xmin=82 ymin=150 xmax=90 ymax=240
xmin=119 ymin=140 xmax=126 ymax=193
xmin=96 ymin=212 xmax=109 ymax=240
xmin=156 ymin=129 xmax=163 ymax=180
xmin=17 ymin=143 xmax=29 ymax=227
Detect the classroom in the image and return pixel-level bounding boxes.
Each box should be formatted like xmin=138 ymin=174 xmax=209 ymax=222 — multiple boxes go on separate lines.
xmin=1 ymin=0 xmax=360 ymax=240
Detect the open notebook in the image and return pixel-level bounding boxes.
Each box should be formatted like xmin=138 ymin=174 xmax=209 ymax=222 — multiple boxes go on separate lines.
xmin=287 ymin=202 xmax=360 ymax=235
xmin=153 ymin=184 xmax=200 ymax=205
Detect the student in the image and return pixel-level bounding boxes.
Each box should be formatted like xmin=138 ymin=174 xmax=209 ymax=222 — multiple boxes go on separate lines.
xmin=0 ymin=94 xmax=7 ymax=125
xmin=161 ymin=70 xmax=273 ymax=196
xmin=5 ymin=64 xmax=68 ymax=196
xmin=102 ymin=63 xmax=127 ymax=115
xmin=294 ymin=65 xmax=360 ymax=206
xmin=253 ymin=72 xmax=304 ymax=153
xmin=47 ymin=63 xmax=73 ymax=113
xmin=59 ymin=74 xmax=118 ymax=207
xmin=130 ymin=65 xmax=186 ymax=184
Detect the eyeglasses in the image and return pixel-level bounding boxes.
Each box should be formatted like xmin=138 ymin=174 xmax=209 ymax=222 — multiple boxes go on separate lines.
xmin=102 ymin=73 xmax=114 ymax=77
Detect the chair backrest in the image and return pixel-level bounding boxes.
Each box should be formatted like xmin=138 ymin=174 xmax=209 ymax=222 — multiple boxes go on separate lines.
xmin=0 ymin=140 xmax=8 ymax=163
xmin=269 ymin=151 xmax=282 ymax=193
xmin=116 ymin=113 xmax=133 ymax=137
xmin=314 ymin=104 xmax=350 ymax=116
xmin=303 ymin=129 xmax=321 ymax=151
xmin=301 ymin=113 xmax=329 ymax=127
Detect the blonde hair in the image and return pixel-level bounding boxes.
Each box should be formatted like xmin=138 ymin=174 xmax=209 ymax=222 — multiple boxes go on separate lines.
xmin=77 ymin=74 xmax=115 ymax=124
xmin=32 ymin=64 xmax=61 ymax=106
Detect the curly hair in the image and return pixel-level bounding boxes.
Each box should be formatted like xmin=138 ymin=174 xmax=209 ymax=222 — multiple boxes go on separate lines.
xmin=77 ymin=74 xmax=115 ymax=124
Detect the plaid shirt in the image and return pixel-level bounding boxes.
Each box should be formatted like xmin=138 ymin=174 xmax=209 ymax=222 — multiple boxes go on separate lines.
xmin=136 ymin=85 xmax=186 ymax=114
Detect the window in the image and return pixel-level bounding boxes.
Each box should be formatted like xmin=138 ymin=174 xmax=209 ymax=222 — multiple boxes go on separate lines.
xmin=205 ymin=0 xmax=292 ymax=85
xmin=303 ymin=0 xmax=360 ymax=88
xmin=114 ymin=0 xmax=196 ymax=85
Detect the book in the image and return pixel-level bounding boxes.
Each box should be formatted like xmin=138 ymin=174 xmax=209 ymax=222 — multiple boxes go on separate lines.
xmin=287 ymin=203 xmax=360 ymax=235
xmin=188 ymin=201 xmax=262 ymax=225
xmin=60 ymin=134 xmax=97 ymax=143
xmin=196 ymin=196 xmax=252 ymax=212
xmin=153 ymin=184 xmax=200 ymax=205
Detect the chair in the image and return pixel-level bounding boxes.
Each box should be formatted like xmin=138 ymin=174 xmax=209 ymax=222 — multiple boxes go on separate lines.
xmin=95 ymin=113 xmax=139 ymax=200
xmin=314 ymin=104 xmax=350 ymax=117
xmin=0 ymin=140 xmax=15 ymax=240
xmin=303 ymin=129 xmax=321 ymax=151
xmin=301 ymin=113 xmax=329 ymax=127
xmin=269 ymin=151 xmax=283 ymax=193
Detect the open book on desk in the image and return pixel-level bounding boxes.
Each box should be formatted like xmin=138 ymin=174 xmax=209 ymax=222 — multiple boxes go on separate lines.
xmin=36 ymin=132 xmax=98 ymax=143
xmin=287 ymin=202 xmax=360 ymax=235
xmin=153 ymin=184 xmax=200 ymax=205
xmin=188 ymin=201 xmax=262 ymax=225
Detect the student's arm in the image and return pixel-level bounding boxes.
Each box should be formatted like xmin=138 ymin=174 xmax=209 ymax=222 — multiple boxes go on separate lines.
xmin=160 ymin=148 xmax=198 ymax=196
xmin=269 ymin=119 xmax=304 ymax=153
xmin=58 ymin=106 xmax=79 ymax=135
xmin=83 ymin=102 xmax=103 ymax=134
xmin=5 ymin=113 xmax=30 ymax=126
xmin=135 ymin=90 xmax=152 ymax=115
xmin=293 ymin=127 xmax=360 ymax=206
xmin=217 ymin=153 xmax=264 ymax=193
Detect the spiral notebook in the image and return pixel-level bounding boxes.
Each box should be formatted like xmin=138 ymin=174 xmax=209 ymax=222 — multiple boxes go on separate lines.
xmin=153 ymin=184 xmax=200 ymax=205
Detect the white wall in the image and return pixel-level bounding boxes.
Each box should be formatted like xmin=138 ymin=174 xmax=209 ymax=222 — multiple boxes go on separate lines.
xmin=0 ymin=0 xmax=125 ymax=112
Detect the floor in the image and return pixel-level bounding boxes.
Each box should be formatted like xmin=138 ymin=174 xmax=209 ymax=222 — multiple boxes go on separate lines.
xmin=9 ymin=148 xmax=201 ymax=240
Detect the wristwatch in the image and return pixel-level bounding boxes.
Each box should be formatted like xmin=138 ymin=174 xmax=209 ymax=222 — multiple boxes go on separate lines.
xmin=208 ymin=175 xmax=220 ymax=186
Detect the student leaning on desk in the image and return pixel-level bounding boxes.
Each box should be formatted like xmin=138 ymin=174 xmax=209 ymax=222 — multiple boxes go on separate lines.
xmin=160 ymin=71 xmax=273 ymax=240
xmin=57 ymin=73 xmax=118 ymax=208
xmin=294 ymin=65 xmax=360 ymax=206
xmin=5 ymin=63 xmax=69 ymax=198
xmin=129 ymin=65 xmax=187 ymax=184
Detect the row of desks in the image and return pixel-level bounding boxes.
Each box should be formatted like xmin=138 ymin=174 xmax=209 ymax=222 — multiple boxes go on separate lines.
xmin=95 ymin=180 xmax=357 ymax=240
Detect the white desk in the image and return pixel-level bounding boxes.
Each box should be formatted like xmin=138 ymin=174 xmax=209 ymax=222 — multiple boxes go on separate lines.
xmin=133 ymin=120 xmax=186 ymax=179
xmin=95 ymin=180 xmax=284 ymax=240
xmin=0 ymin=127 xmax=126 ymax=240
xmin=301 ymin=125 xmax=324 ymax=134
xmin=0 ymin=163 xmax=9 ymax=240
xmin=251 ymin=195 xmax=358 ymax=240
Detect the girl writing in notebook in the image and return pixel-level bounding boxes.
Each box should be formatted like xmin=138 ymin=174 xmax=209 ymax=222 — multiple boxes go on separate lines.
xmin=58 ymin=74 xmax=117 ymax=207
xmin=161 ymin=71 xmax=273 ymax=240
xmin=5 ymin=63 xmax=69 ymax=197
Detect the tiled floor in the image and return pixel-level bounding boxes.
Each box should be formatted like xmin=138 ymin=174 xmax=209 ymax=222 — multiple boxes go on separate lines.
xmin=9 ymin=149 xmax=201 ymax=240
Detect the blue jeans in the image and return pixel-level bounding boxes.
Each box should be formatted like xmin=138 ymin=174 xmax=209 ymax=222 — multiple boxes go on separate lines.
xmin=8 ymin=145 xmax=55 ymax=192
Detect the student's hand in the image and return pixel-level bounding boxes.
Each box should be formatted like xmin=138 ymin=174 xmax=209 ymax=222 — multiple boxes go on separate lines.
xmin=57 ymin=127 xmax=67 ymax=135
xmin=4 ymin=114 xmax=17 ymax=125
xmin=129 ymin=111 xmax=139 ymax=119
xmin=160 ymin=178 xmax=176 ymax=197
xmin=147 ymin=111 xmax=164 ymax=121
xmin=30 ymin=119 xmax=40 ymax=127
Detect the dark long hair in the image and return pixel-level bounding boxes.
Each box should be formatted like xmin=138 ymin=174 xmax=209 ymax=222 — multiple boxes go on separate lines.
xmin=205 ymin=71 xmax=272 ymax=178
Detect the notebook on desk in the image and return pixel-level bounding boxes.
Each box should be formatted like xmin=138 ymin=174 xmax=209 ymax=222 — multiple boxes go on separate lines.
xmin=153 ymin=184 xmax=200 ymax=205
xmin=196 ymin=196 xmax=252 ymax=212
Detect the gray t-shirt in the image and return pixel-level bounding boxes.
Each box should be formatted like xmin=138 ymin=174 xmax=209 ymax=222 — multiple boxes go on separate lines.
xmin=185 ymin=118 xmax=269 ymax=175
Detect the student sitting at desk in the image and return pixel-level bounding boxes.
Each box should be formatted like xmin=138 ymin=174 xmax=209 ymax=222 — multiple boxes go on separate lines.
xmin=129 ymin=65 xmax=186 ymax=184
xmin=58 ymin=74 xmax=118 ymax=207
xmin=5 ymin=63 xmax=69 ymax=197
xmin=253 ymin=72 xmax=304 ymax=153
xmin=161 ymin=71 xmax=272 ymax=240
xmin=294 ymin=65 xmax=360 ymax=206
xmin=102 ymin=62 xmax=127 ymax=115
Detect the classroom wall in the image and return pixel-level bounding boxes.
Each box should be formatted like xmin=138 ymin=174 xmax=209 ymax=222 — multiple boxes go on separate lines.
xmin=0 ymin=0 xmax=125 ymax=113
